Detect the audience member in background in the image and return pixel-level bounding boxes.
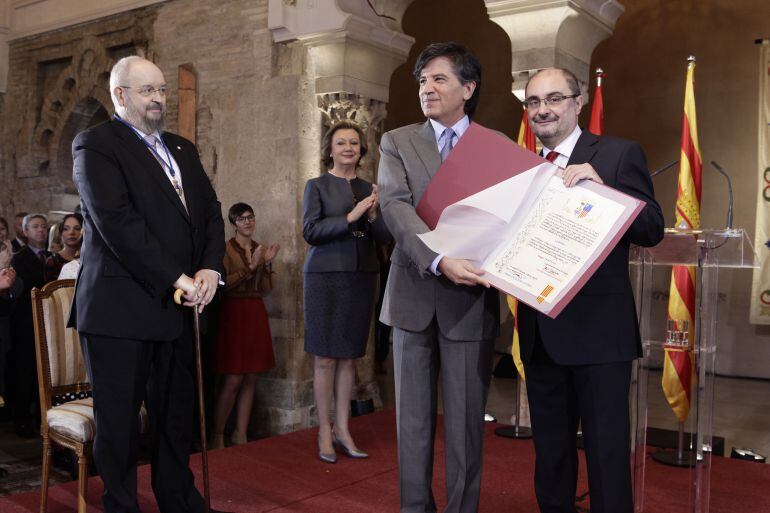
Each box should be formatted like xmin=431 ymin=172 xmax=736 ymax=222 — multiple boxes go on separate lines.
xmin=0 ymin=262 xmax=18 ymax=478
xmin=302 ymin=121 xmax=391 ymax=464
xmin=1 ymin=256 xmax=21 ymax=403
xmin=9 ymin=214 xmax=57 ymax=438
xmin=11 ymin=212 xmax=28 ymax=253
xmin=52 ymin=213 xmax=83 ymax=279
xmin=211 ymin=202 xmax=279 ymax=449
xmin=47 ymin=222 xmax=63 ymax=254
xmin=0 ymin=217 xmax=9 ymax=243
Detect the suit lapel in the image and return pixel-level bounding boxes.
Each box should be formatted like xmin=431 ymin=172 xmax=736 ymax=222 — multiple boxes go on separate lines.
xmin=111 ymin=120 xmax=190 ymax=223
xmin=567 ymin=129 xmax=598 ymax=166
xmin=163 ymin=134 xmax=195 ymax=222
xmin=410 ymin=121 xmax=442 ymax=179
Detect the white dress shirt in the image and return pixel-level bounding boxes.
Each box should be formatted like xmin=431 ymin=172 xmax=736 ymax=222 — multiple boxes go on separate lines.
xmin=541 ymin=125 xmax=582 ymax=166
xmin=132 ymin=126 xmax=186 ymax=209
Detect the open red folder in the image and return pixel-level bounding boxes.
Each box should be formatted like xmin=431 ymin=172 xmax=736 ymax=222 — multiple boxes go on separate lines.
xmin=417 ymin=123 xmax=545 ymax=229
xmin=415 ymin=122 xmax=644 ymax=318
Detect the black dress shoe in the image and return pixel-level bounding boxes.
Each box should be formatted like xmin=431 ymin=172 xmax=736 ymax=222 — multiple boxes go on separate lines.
xmin=0 ymin=466 xmax=8 ymax=478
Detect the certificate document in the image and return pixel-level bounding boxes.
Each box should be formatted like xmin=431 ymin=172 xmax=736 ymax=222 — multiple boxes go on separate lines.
xmin=483 ymin=175 xmax=634 ymax=315
xmin=416 ymin=123 xmax=645 ymax=318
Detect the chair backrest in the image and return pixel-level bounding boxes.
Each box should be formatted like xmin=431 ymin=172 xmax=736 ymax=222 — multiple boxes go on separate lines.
xmin=31 ymin=279 xmax=90 ymax=422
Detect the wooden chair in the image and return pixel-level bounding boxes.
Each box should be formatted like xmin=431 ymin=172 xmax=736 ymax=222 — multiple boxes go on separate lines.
xmin=31 ymin=279 xmax=91 ymax=513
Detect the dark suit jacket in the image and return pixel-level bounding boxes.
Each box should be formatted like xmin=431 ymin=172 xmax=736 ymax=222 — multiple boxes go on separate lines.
xmin=378 ymin=121 xmax=499 ymax=341
xmin=70 ymin=119 xmax=225 ymax=341
xmin=10 ymin=246 xmax=56 ymax=342
xmin=518 ymin=130 xmax=664 ymax=365
xmin=1 ymin=275 xmax=23 ymax=354
xmin=302 ymin=173 xmax=391 ymax=272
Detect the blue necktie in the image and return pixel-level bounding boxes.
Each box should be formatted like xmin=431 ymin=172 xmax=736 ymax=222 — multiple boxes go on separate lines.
xmin=440 ymin=128 xmax=456 ymax=162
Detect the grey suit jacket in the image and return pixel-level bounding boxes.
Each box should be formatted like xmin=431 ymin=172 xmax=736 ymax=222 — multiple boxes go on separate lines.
xmin=377 ymin=121 xmax=499 ymax=341
xmin=302 ymin=173 xmax=391 ymax=273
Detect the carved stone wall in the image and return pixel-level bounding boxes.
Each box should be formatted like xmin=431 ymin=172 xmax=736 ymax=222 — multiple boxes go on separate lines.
xmin=1 ymin=7 xmax=156 ymax=215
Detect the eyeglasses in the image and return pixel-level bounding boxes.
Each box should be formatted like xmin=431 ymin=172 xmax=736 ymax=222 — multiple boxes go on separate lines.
xmin=120 ymin=85 xmax=168 ymax=97
xmin=235 ymin=215 xmax=255 ymax=224
xmin=523 ymin=94 xmax=580 ymax=110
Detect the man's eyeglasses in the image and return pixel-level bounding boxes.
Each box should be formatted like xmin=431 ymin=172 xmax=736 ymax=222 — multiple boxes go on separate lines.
xmin=120 ymin=85 xmax=168 ymax=97
xmin=235 ymin=215 xmax=255 ymax=224
xmin=523 ymin=94 xmax=580 ymax=110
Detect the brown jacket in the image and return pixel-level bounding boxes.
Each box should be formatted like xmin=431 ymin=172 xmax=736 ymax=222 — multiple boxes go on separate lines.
xmin=223 ymin=238 xmax=272 ymax=298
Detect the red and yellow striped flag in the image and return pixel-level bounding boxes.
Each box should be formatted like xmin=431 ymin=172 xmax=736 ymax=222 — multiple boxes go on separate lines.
xmin=662 ymin=57 xmax=702 ymax=422
xmin=589 ymin=68 xmax=605 ymax=135
xmin=507 ymin=106 xmax=537 ymax=379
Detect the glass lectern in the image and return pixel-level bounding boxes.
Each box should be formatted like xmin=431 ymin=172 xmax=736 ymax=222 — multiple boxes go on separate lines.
xmin=628 ymin=228 xmax=757 ymax=513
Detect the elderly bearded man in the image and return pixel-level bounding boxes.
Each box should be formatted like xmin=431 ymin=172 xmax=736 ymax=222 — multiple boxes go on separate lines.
xmin=71 ymin=56 xmax=225 ymax=513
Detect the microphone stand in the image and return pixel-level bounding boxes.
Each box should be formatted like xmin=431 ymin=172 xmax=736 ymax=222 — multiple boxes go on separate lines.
xmin=710 ymin=161 xmax=734 ymax=230
xmin=650 ymin=159 xmax=680 ymax=178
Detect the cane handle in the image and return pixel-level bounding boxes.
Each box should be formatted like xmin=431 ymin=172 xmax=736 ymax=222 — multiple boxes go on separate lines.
xmin=173 ymin=288 xmax=185 ymax=305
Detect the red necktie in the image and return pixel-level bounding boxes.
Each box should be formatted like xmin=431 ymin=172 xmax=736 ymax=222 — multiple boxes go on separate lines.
xmin=545 ymin=151 xmax=560 ymax=162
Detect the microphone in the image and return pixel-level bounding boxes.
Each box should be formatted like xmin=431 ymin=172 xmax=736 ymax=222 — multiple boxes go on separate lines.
xmin=650 ymin=159 xmax=680 ymax=178
xmin=710 ymin=161 xmax=734 ymax=230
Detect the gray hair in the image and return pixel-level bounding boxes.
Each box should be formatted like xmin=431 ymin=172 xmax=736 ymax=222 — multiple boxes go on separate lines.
xmin=22 ymin=213 xmax=47 ymax=231
xmin=109 ymin=56 xmax=144 ymax=106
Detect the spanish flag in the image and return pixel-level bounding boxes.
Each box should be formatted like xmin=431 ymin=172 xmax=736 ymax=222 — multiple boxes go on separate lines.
xmin=507 ymin=107 xmax=537 ymax=379
xmin=662 ymin=57 xmax=702 ymax=422
xmin=589 ymin=68 xmax=605 ymax=136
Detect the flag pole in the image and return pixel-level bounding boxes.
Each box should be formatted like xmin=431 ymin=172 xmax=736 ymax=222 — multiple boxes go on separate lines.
xmin=654 ymin=54 xmax=701 ymax=468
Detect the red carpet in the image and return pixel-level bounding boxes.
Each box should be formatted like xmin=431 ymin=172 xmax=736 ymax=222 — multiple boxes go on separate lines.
xmin=1 ymin=409 xmax=768 ymax=512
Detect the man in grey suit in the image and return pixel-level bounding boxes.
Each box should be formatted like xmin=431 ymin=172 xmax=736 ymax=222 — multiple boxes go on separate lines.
xmin=378 ymin=42 xmax=499 ymax=513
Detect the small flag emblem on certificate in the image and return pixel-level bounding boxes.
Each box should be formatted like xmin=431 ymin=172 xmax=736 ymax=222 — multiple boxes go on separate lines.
xmin=536 ymin=284 xmax=554 ymax=303
xmin=574 ymin=202 xmax=593 ymax=218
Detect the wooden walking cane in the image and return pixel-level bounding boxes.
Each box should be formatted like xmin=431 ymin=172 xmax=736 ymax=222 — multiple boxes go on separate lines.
xmin=174 ymin=288 xmax=211 ymax=513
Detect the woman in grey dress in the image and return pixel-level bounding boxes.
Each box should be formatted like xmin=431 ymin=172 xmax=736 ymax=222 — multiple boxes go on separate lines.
xmin=302 ymin=121 xmax=391 ymax=463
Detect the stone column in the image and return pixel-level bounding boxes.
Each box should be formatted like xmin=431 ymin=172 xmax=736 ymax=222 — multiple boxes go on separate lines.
xmin=484 ymin=0 xmax=624 ymax=100
xmin=263 ymin=0 xmax=415 ymax=430
xmin=0 ymin=1 xmax=8 ymax=215
xmin=0 ymin=0 xmax=9 ymax=94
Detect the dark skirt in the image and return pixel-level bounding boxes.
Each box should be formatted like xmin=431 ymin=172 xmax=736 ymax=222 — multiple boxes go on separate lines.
xmin=215 ymin=296 xmax=275 ymax=374
xmin=303 ymin=271 xmax=377 ymax=358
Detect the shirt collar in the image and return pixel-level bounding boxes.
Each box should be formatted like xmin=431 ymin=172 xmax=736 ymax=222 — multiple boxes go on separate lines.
xmin=542 ymin=125 xmax=582 ymax=160
xmin=115 ymin=115 xmax=161 ymax=142
xmin=429 ymin=115 xmax=470 ymax=146
xmin=28 ymin=245 xmax=46 ymax=256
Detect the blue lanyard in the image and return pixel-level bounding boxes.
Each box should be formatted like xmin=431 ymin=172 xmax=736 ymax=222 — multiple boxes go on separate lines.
xmin=114 ymin=115 xmax=176 ymax=177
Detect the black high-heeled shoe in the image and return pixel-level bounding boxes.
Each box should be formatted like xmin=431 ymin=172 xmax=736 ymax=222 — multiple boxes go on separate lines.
xmin=332 ymin=432 xmax=368 ymax=459
xmin=318 ymin=435 xmax=336 ymax=464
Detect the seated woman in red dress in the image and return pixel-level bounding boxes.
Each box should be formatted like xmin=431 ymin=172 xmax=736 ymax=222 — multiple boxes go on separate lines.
xmin=212 ymin=202 xmax=280 ymax=448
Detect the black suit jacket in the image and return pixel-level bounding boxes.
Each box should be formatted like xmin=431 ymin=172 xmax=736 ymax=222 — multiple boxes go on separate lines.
xmin=70 ymin=119 xmax=225 ymax=341
xmin=10 ymin=246 xmax=56 ymax=342
xmin=302 ymin=173 xmax=391 ymax=273
xmin=518 ymin=130 xmax=664 ymax=365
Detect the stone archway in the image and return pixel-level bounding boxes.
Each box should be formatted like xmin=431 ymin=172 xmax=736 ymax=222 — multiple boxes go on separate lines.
xmin=55 ymin=98 xmax=110 ymax=194
xmin=30 ymin=37 xmax=116 ymax=179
